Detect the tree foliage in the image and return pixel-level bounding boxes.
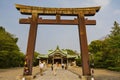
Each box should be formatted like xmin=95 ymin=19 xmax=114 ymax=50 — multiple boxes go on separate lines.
xmin=0 ymin=27 xmax=19 ymax=51
xmin=89 ymin=40 xmax=104 ymax=54
xmin=66 ymin=49 xmax=77 ymax=55
xmin=88 ymin=21 xmax=120 ymax=71
xmin=0 ymin=26 xmax=25 ymax=68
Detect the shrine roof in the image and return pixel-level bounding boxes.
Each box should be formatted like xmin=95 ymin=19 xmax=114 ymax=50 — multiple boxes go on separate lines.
xmin=67 ymin=55 xmax=79 ymax=59
xmin=48 ymin=46 xmax=67 ymax=57
xmin=37 ymin=46 xmax=79 ymax=59
xmin=37 ymin=54 xmax=48 ymax=59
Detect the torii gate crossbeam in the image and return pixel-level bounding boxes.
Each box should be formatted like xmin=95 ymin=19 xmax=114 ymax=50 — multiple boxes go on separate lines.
xmin=15 ymin=4 xmax=100 ymax=79
xmin=19 ymin=18 xmax=96 ymax=25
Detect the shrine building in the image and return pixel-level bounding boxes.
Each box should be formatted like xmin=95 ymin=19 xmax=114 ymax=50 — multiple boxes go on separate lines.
xmin=37 ymin=46 xmax=79 ymax=65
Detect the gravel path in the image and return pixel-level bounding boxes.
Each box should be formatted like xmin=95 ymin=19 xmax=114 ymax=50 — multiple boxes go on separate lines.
xmin=34 ymin=67 xmax=80 ymax=80
xmin=68 ymin=66 xmax=120 ymax=80
xmin=0 ymin=67 xmax=23 ymax=80
xmin=0 ymin=67 xmax=39 ymax=80
xmin=0 ymin=66 xmax=120 ymax=80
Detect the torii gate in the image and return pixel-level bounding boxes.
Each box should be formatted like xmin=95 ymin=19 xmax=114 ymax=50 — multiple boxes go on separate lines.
xmin=15 ymin=4 xmax=100 ymax=79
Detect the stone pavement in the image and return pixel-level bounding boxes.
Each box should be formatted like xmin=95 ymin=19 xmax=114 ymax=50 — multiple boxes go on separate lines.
xmin=34 ymin=67 xmax=81 ymax=80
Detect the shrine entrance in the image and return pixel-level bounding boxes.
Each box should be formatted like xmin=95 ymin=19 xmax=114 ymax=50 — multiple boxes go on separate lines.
xmin=15 ymin=4 xmax=100 ymax=79
xmin=54 ymin=59 xmax=61 ymax=64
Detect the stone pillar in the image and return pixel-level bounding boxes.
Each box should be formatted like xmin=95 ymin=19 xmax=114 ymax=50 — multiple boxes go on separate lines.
xmin=47 ymin=59 xmax=48 ymax=64
xmin=53 ymin=57 xmax=54 ymax=64
xmin=23 ymin=76 xmax=33 ymax=80
xmin=66 ymin=54 xmax=68 ymax=65
xmin=61 ymin=58 xmax=63 ymax=64
xmin=81 ymin=76 xmax=93 ymax=80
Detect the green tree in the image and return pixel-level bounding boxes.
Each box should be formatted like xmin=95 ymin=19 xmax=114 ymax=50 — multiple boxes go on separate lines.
xmin=66 ymin=49 xmax=77 ymax=55
xmin=88 ymin=40 xmax=105 ymax=68
xmin=106 ymin=21 xmax=120 ymax=54
xmin=89 ymin=40 xmax=104 ymax=54
xmin=110 ymin=21 xmax=120 ymax=37
xmin=0 ymin=26 xmax=25 ymax=68
xmin=88 ymin=21 xmax=120 ymax=71
xmin=0 ymin=27 xmax=19 ymax=51
xmin=104 ymin=21 xmax=120 ymax=69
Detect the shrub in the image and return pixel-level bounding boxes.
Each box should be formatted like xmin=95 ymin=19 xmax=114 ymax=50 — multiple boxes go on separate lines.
xmin=108 ymin=67 xmax=120 ymax=72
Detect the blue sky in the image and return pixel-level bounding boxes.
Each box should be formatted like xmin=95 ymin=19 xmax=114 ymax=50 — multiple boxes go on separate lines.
xmin=0 ymin=0 xmax=120 ymax=54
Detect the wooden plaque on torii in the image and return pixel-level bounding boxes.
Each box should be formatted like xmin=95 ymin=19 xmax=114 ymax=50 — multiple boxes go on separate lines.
xmin=15 ymin=4 xmax=100 ymax=76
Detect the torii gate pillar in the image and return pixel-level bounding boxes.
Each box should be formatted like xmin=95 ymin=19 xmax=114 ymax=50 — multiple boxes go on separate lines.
xmin=23 ymin=13 xmax=38 ymax=75
xmin=78 ymin=13 xmax=91 ymax=76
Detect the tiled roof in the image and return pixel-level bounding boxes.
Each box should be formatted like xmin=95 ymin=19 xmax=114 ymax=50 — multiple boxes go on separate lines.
xmin=37 ymin=46 xmax=78 ymax=59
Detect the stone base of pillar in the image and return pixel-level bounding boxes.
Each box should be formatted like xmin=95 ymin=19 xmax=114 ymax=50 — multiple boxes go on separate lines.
xmin=24 ymin=76 xmax=33 ymax=80
xmin=81 ymin=76 xmax=94 ymax=80
xmin=16 ymin=75 xmax=33 ymax=80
